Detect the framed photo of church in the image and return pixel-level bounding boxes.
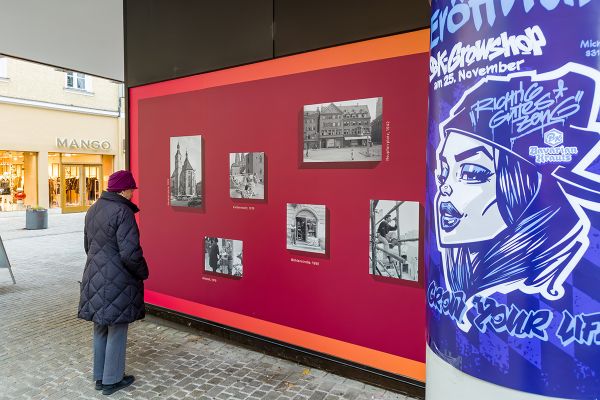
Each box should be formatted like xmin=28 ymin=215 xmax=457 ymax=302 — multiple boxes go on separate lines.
xmin=169 ymin=135 xmax=203 ymax=208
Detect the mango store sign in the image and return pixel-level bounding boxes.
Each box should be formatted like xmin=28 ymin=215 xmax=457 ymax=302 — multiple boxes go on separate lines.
xmin=56 ymin=137 xmax=111 ymax=151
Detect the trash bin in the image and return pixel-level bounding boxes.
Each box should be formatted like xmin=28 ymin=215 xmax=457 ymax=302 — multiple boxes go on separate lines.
xmin=25 ymin=208 xmax=48 ymax=230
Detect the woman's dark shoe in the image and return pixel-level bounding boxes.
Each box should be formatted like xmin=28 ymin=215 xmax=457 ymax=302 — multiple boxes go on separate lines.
xmin=95 ymin=380 xmax=103 ymax=390
xmin=102 ymin=375 xmax=135 ymax=395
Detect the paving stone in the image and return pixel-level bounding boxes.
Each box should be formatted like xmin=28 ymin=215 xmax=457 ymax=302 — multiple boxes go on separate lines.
xmin=0 ymin=212 xmax=420 ymax=400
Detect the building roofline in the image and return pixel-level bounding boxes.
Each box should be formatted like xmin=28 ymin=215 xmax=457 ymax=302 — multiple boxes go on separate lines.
xmin=0 ymin=95 xmax=120 ymax=117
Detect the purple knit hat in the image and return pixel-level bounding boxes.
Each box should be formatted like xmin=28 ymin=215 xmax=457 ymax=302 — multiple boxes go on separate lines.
xmin=107 ymin=170 xmax=138 ymax=192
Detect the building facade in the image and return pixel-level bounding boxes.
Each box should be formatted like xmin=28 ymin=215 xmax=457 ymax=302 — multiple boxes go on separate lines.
xmin=339 ymin=105 xmax=371 ymax=147
xmin=244 ymin=152 xmax=264 ymax=183
xmin=0 ymin=56 xmax=125 ymax=213
xmin=305 ymin=102 xmax=374 ymax=150
xmin=303 ymin=111 xmax=319 ymax=150
xmin=318 ymin=103 xmax=344 ymax=148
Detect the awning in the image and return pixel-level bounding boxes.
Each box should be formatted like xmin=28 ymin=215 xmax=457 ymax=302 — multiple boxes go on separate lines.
xmin=344 ymin=136 xmax=370 ymax=141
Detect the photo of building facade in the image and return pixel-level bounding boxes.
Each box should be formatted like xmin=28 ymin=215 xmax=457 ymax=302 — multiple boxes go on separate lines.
xmin=0 ymin=56 xmax=125 ymax=213
xmin=286 ymin=203 xmax=326 ymax=254
xmin=229 ymin=152 xmax=265 ymax=199
xmin=169 ymin=136 xmax=202 ymax=207
xmin=370 ymin=200 xmax=419 ymax=281
xmin=204 ymin=236 xmax=243 ymax=277
xmin=303 ymin=97 xmax=383 ymax=163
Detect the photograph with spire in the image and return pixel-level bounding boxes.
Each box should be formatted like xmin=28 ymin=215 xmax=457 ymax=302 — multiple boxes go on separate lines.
xmin=229 ymin=152 xmax=265 ymax=199
xmin=303 ymin=97 xmax=383 ymax=163
xmin=169 ymin=135 xmax=202 ymax=208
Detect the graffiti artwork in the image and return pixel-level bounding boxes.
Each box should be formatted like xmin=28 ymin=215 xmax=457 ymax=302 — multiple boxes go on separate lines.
xmin=427 ymin=1 xmax=600 ymax=398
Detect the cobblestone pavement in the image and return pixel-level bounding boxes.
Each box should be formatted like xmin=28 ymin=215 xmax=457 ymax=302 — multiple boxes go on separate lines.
xmin=0 ymin=212 xmax=418 ymax=400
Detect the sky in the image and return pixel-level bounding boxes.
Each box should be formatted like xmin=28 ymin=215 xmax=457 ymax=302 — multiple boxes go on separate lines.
xmin=373 ymin=200 xmax=419 ymax=236
xmin=170 ymin=135 xmax=202 ymax=178
xmin=303 ymin=97 xmax=382 ymax=121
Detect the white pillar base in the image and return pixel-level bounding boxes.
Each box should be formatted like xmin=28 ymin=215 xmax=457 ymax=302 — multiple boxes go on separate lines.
xmin=425 ymin=345 xmax=568 ymax=400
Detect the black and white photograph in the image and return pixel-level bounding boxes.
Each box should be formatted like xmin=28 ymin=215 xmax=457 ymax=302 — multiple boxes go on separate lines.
xmin=229 ymin=152 xmax=265 ymax=199
xmin=370 ymin=200 xmax=419 ymax=281
xmin=286 ymin=203 xmax=326 ymax=254
xmin=303 ymin=97 xmax=383 ymax=163
xmin=204 ymin=236 xmax=243 ymax=277
xmin=169 ymin=135 xmax=202 ymax=207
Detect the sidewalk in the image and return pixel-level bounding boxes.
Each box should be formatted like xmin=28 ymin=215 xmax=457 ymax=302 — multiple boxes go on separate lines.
xmin=0 ymin=212 xmax=416 ymax=399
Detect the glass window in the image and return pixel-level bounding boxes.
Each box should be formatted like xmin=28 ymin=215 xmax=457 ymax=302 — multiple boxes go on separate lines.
xmin=76 ymin=73 xmax=85 ymax=89
xmin=66 ymin=71 xmax=89 ymax=91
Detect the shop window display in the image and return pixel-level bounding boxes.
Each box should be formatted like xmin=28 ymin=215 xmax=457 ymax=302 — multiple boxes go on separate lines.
xmin=48 ymin=157 xmax=61 ymax=209
xmin=58 ymin=154 xmax=106 ymax=213
xmin=0 ymin=151 xmax=36 ymax=212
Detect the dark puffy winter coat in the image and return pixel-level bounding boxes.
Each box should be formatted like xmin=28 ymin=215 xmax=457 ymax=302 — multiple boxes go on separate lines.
xmin=78 ymin=191 xmax=149 ymax=325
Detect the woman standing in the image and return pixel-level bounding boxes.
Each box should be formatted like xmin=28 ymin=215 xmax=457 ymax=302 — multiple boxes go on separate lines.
xmin=78 ymin=170 xmax=149 ymax=396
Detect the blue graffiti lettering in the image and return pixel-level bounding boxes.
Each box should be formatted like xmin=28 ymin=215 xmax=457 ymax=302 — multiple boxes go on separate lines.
xmin=430 ymin=26 xmax=545 ymax=82
xmin=557 ymin=310 xmax=600 ymax=346
xmin=431 ymin=0 xmax=592 ymax=50
xmin=469 ymin=80 xmax=583 ymax=140
xmin=427 ymin=281 xmax=468 ymax=324
xmin=470 ymin=296 xmax=553 ymax=340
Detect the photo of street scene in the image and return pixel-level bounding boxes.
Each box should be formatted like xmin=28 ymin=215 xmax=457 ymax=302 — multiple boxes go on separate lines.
xmin=303 ymin=97 xmax=383 ymax=163
xmin=229 ymin=152 xmax=265 ymax=199
xmin=370 ymin=200 xmax=419 ymax=281
xmin=169 ymin=135 xmax=202 ymax=207
xmin=286 ymin=203 xmax=326 ymax=254
xmin=204 ymin=236 xmax=243 ymax=277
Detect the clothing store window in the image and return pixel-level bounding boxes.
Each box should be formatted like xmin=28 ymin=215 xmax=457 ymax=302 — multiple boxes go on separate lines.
xmin=63 ymin=164 xmax=83 ymax=209
xmin=48 ymin=153 xmax=61 ymax=208
xmin=0 ymin=151 xmax=38 ymax=212
xmin=84 ymin=165 xmax=101 ymax=205
xmin=59 ymin=153 xmax=106 ymax=213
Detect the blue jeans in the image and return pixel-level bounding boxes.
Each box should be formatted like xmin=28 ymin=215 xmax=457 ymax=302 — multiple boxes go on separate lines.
xmin=93 ymin=323 xmax=128 ymax=385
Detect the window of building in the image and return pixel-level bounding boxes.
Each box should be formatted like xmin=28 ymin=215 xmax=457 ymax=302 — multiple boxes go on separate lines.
xmin=0 ymin=57 xmax=7 ymax=79
xmin=65 ymin=71 xmax=93 ymax=92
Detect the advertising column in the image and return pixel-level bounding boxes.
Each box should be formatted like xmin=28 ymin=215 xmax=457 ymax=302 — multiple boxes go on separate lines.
xmin=426 ymin=1 xmax=600 ymax=399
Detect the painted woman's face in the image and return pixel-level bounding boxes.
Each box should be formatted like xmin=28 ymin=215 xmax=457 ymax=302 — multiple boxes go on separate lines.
xmin=435 ymin=132 xmax=506 ymax=245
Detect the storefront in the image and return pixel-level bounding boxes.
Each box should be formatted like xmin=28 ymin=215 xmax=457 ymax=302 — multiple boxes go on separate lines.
xmin=0 ymin=101 xmax=125 ymax=213
xmin=48 ymin=152 xmax=115 ymax=213
xmin=0 ymin=148 xmax=118 ymax=214
xmin=344 ymin=136 xmax=369 ymax=147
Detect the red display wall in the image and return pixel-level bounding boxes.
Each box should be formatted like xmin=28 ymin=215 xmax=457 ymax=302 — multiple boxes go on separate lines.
xmin=130 ymin=30 xmax=429 ymax=382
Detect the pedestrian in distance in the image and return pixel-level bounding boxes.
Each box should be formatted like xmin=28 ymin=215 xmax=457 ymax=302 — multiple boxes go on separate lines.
xmin=78 ymin=170 xmax=149 ymax=396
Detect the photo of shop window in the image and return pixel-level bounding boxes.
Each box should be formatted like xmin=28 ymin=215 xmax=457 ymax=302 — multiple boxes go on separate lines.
xmin=204 ymin=236 xmax=243 ymax=277
xmin=170 ymin=135 xmax=202 ymax=208
xmin=370 ymin=200 xmax=419 ymax=281
xmin=286 ymin=203 xmax=326 ymax=254
xmin=229 ymin=152 xmax=265 ymax=199
xmin=303 ymin=97 xmax=383 ymax=163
